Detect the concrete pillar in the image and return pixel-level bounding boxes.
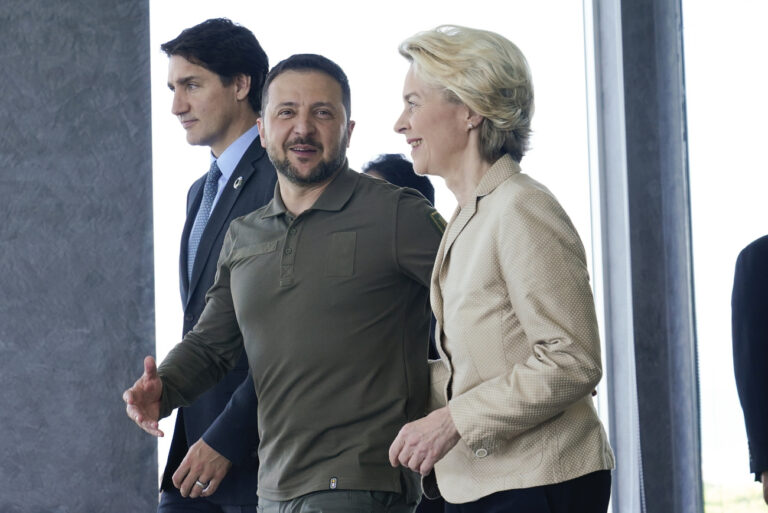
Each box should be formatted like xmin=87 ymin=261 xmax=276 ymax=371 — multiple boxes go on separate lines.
xmin=0 ymin=1 xmax=156 ymax=510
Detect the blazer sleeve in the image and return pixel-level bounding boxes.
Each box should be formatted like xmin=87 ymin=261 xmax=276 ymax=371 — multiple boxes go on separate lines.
xmin=159 ymin=225 xmax=244 ymax=418
xmin=448 ymin=186 xmax=603 ymax=451
xmin=732 ymin=237 xmax=768 ymax=479
xmin=201 ymin=371 xmax=260 ymax=466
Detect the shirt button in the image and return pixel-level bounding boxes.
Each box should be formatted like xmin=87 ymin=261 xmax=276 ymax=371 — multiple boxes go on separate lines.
xmin=475 ymin=448 xmax=488 ymax=458
xmin=289 ymin=228 xmax=296 ymax=235
xmin=285 ymin=248 xmax=293 ymax=255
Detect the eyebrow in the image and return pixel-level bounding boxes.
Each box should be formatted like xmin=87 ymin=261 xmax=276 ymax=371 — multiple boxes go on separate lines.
xmin=167 ymin=75 xmax=198 ymax=89
xmin=311 ymin=101 xmax=337 ymax=110
xmin=273 ymin=101 xmax=339 ymax=110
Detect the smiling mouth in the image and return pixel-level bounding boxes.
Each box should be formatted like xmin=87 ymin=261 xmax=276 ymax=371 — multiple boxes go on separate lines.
xmin=287 ymin=141 xmax=322 ymax=160
xmin=408 ymin=139 xmax=422 ymax=148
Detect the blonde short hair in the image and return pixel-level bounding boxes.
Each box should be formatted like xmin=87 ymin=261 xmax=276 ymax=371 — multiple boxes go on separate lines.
xmin=399 ymin=25 xmax=534 ymax=163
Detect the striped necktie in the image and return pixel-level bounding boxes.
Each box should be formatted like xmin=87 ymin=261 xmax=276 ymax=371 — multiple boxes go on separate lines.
xmin=187 ymin=160 xmax=221 ymax=282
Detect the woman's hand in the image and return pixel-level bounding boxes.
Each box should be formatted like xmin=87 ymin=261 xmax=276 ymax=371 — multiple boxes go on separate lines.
xmin=388 ymin=406 xmax=460 ymax=475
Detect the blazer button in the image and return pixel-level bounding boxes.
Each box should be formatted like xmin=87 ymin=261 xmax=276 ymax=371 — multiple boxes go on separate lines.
xmin=475 ymin=448 xmax=488 ymax=458
xmin=185 ymin=314 xmax=194 ymax=322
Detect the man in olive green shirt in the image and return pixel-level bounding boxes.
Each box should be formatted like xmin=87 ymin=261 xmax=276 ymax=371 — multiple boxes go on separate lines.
xmin=125 ymin=54 xmax=443 ymax=511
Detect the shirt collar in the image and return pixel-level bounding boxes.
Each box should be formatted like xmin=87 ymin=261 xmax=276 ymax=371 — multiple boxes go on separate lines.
xmin=474 ymin=154 xmax=522 ymax=198
xmin=210 ymin=124 xmax=260 ymax=183
xmin=261 ymin=160 xmax=357 ymax=219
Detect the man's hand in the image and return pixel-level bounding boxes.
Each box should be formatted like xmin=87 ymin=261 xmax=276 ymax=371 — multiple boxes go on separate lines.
xmin=173 ymin=438 xmax=233 ymax=498
xmin=388 ymin=406 xmax=461 ymax=476
xmin=762 ymin=471 xmax=768 ymax=504
xmin=123 ymin=356 xmax=164 ymax=437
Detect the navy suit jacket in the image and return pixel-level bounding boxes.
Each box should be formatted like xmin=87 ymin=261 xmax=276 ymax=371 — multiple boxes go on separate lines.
xmin=733 ymin=234 xmax=768 ymax=480
xmin=161 ymin=136 xmax=276 ymax=505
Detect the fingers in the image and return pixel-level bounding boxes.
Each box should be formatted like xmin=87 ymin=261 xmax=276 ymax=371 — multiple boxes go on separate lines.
xmin=388 ymin=430 xmax=406 ymax=467
xmin=389 ymin=409 xmax=461 ymax=475
xmin=144 ymin=355 xmax=157 ymax=379
xmin=175 ymin=463 xmax=196 ymax=498
xmin=125 ymin=403 xmax=164 ymax=437
xmin=406 ymin=451 xmax=423 ymax=473
xmin=179 ymin=470 xmax=214 ymax=499
xmin=176 ymin=468 xmax=219 ymax=499
xmin=389 ymin=423 xmax=425 ymax=473
xmin=174 ymin=439 xmax=232 ymax=498
xmin=172 ymin=457 xmax=190 ymax=490
xmin=123 ymin=356 xmax=164 ymax=436
xmin=418 ymin=454 xmax=437 ymax=476
xmin=199 ymin=477 xmax=221 ymax=497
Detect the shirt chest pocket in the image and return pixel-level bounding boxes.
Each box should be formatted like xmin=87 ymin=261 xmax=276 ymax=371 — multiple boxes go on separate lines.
xmin=325 ymin=231 xmax=356 ymax=277
xmin=229 ymin=240 xmax=279 ymax=266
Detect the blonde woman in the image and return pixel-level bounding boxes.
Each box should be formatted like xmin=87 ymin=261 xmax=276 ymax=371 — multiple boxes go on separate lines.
xmin=388 ymin=26 xmax=614 ymax=512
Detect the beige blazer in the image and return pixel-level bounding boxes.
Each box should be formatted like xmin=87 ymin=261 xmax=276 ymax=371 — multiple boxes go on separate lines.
xmin=427 ymin=155 xmax=614 ymax=503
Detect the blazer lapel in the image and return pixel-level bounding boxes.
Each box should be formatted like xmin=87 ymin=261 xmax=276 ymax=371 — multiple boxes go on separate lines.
xmin=186 ymin=141 xmax=265 ymax=306
xmin=431 ymin=155 xmax=522 ymax=355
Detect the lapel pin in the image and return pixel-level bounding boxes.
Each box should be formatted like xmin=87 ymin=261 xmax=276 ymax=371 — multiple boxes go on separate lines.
xmin=233 ymin=176 xmax=244 ymax=189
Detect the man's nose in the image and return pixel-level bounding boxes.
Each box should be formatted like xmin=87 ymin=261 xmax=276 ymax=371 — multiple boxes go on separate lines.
xmin=171 ymin=91 xmax=188 ymax=116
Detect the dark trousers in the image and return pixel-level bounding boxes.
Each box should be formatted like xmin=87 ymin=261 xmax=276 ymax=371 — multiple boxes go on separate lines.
xmin=159 ymin=487 xmax=258 ymax=513
xmin=417 ymin=495 xmax=445 ymax=513
xmin=444 ymin=470 xmax=611 ymax=513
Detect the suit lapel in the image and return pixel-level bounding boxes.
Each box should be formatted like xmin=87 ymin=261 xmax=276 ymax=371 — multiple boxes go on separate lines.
xmin=186 ymin=140 xmax=266 ymax=306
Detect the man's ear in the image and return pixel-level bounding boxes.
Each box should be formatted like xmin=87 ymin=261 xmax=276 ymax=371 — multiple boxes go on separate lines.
xmin=234 ymin=74 xmax=251 ymax=101
xmin=346 ymin=120 xmax=356 ymax=148
xmin=256 ymin=117 xmax=267 ymax=148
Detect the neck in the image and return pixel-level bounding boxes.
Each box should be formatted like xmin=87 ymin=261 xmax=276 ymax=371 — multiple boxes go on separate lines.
xmin=210 ymin=110 xmax=259 ymax=158
xmin=277 ymin=169 xmax=341 ymax=216
xmin=442 ymin=152 xmax=494 ymax=208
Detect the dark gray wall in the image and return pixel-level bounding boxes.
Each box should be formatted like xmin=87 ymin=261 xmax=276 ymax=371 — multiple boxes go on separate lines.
xmin=0 ymin=1 xmax=157 ymax=510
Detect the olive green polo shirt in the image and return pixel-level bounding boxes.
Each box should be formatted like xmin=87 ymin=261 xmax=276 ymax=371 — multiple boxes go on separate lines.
xmin=158 ymin=165 xmax=444 ymax=501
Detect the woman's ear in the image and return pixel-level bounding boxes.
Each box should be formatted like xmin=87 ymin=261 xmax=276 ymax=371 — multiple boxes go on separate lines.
xmin=466 ymin=110 xmax=484 ymax=131
xmin=468 ymin=109 xmax=484 ymax=129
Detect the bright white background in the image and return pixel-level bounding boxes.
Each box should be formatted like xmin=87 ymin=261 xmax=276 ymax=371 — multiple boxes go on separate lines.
xmin=149 ymin=0 xmax=593 ymax=481
xmin=683 ymin=0 xmax=768 ymax=503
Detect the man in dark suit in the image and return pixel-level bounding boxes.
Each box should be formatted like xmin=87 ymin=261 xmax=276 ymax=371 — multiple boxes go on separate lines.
xmin=732 ymin=234 xmax=768 ymax=505
xmin=157 ymin=18 xmax=276 ymax=512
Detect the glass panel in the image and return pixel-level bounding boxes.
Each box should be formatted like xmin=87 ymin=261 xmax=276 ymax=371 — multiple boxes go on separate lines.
xmin=683 ymin=0 xmax=768 ymax=510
